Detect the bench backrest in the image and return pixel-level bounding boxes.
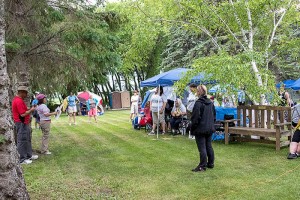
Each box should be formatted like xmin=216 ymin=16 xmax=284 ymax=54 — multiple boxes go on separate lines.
xmin=237 ymin=105 xmax=292 ymax=129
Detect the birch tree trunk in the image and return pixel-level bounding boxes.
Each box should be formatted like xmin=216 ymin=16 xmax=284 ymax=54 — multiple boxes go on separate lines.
xmin=0 ymin=0 xmax=30 ymax=198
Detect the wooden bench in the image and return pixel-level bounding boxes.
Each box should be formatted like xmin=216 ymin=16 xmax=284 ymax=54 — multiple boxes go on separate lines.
xmin=224 ymin=105 xmax=292 ymax=151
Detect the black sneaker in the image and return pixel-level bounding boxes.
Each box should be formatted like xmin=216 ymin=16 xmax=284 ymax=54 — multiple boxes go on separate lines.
xmin=191 ymin=166 xmax=206 ymax=172
xmin=287 ymin=153 xmax=298 ymax=159
xmin=207 ymin=164 xmax=214 ymax=169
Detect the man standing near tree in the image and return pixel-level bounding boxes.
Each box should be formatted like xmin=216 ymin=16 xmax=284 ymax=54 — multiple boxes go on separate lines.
xmin=12 ymin=86 xmax=38 ymax=164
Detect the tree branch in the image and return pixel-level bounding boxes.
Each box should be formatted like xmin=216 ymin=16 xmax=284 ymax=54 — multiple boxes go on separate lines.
xmin=134 ymin=3 xmax=221 ymax=50
xmin=24 ymin=28 xmax=66 ymax=55
xmin=265 ymin=0 xmax=293 ymax=69
xmin=229 ymin=0 xmax=249 ymax=46
xmin=203 ymin=0 xmax=246 ymax=50
xmin=246 ymin=0 xmax=253 ymax=50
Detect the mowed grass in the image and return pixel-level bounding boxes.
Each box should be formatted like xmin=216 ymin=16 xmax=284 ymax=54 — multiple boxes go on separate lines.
xmin=23 ymin=110 xmax=300 ymax=200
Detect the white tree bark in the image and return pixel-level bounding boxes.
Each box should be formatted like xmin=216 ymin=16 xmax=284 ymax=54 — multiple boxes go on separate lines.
xmin=0 ymin=0 xmax=30 ymax=198
xmin=246 ymin=1 xmax=266 ymax=104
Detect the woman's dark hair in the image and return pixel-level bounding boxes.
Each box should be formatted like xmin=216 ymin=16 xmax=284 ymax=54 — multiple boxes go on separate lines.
xmin=157 ymin=86 xmax=163 ymax=96
xmin=38 ymin=98 xmax=44 ymax=105
xmin=189 ymin=83 xmax=197 ymax=88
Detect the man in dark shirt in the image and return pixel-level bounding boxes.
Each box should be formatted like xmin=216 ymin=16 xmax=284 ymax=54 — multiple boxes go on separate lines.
xmin=12 ymin=86 xmax=38 ymax=164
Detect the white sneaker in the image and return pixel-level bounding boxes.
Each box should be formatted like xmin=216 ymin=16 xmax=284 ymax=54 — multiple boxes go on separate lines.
xmin=43 ymin=151 xmax=52 ymax=155
xmin=148 ymin=131 xmax=155 ymax=135
xmin=30 ymin=155 xmax=39 ymax=160
xmin=21 ymin=159 xmax=32 ymax=164
xmin=69 ymin=123 xmax=72 ymax=126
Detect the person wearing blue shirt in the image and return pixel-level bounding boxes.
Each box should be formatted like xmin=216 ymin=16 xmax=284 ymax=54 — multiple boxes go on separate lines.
xmin=32 ymin=92 xmax=40 ymax=129
xmin=67 ymin=92 xmax=79 ymax=125
xmin=237 ymin=88 xmax=246 ymax=106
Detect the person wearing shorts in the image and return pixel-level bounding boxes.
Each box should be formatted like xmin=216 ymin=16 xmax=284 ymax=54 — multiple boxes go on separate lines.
xmin=149 ymin=86 xmax=167 ymax=135
xmin=287 ymin=104 xmax=300 ymax=159
xmin=86 ymin=95 xmax=98 ymax=123
xmin=130 ymin=90 xmax=139 ymax=120
xmin=67 ymin=92 xmax=79 ymax=125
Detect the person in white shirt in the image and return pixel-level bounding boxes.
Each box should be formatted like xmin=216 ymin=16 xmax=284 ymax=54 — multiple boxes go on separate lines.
xmin=36 ymin=94 xmax=58 ymax=155
xmin=130 ymin=90 xmax=139 ymax=120
xmin=149 ymin=86 xmax=167 ymax=135
xmin=187 ymin=83 xmax=198 ymax=119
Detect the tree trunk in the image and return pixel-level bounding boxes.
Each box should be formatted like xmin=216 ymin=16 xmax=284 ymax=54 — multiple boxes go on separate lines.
xmin=0 ymin=0 xmax=30 ymax=198
xmin=250 ymin=61 xmax=266 ymax=105
xmin=7 ymin=55 xmax=31 ymax=106
xmin=115 ymin=73 xmax=122 ymax=91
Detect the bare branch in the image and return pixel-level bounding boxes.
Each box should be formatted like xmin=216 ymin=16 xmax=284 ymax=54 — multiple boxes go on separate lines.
xmin=265 ymin=0 xmax=293 ymax=69
xmin=266 ymin=0 xmax=293 ymax=50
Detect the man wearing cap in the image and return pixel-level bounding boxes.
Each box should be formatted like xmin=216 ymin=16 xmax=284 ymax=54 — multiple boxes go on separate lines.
xmin=12 ymin=86 xmax=38 ymax=164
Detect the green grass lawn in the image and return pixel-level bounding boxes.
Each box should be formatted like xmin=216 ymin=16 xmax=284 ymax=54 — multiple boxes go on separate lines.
xmin=24 ymin=110 xmax=300 ymax=200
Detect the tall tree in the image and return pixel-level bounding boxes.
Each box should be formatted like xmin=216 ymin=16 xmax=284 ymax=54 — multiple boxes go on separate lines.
xmin=132 ymin=0 xmax=299 ymax=104
xmin=0 ymin=0 xmax=29 ymax=198
xmin=6 ymin=0 xmax=121 ymax=97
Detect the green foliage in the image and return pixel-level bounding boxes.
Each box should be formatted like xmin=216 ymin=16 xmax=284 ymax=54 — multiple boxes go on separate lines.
xmin=0 ymin=134 xmax=6 ymax=144
xmin=5 ymin=42 xmax=21 ymax=52
xmin=157 ymin=0 xmax=299 ymax=103
xmin=6 ymin=0 xmax=122 ymax=95
xmin=175 ymin=51 xmax=278 ymax=103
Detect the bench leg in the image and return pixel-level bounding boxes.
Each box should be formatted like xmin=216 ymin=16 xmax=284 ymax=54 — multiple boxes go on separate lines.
xmin=276 ymin=129 xmax=280 ymax=151
xmin=225 ymin=124 xmax=229 ymax=145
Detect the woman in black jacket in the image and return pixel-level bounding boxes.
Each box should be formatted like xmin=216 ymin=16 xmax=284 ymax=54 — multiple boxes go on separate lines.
xmin=191 ymin=84 xmax=216 ymax=172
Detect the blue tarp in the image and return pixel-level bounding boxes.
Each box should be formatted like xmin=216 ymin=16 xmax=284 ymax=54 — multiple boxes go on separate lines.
xmin=141 ymin=90 xmax=153 ymax=108
xmin=276 ymin=79 xmax=296 ymax=89
xmin=209 ymin=85 xmax=226 ymax=93
xmin=140 ymin=68 xmax=212 ymax=87
xmin=291 ymin=78 xmax=300 ymax=91
xmin=215 ymin=107 xmax=237 ymax=121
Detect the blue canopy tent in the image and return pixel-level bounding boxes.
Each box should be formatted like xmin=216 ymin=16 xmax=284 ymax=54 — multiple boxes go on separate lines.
xmin=291 ymin=78 xmax=300 ymax=90
xmin=140 ymin=68 xmax=211 ymax=87
xmin=140 ymin=68 xmax=214 ymax=138
xmin=276 ymin=79 xmax=296 ymax=89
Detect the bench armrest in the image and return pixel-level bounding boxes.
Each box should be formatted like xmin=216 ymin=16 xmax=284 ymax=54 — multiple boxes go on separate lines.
xmin=274 ymin=122 xmax=292 ymax=126
xmin=221 ymin=119 xmax=240 ymax=123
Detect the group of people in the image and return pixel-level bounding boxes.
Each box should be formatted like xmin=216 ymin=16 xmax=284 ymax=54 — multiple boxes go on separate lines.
xmin=129 ymin=84 xmax=215 ymax=172
xmin=12 ymin=86 xmax=57 ymax=164
xmin=132 ymin=86 xmax=189 ymax=135
xmin=65 ymin=92 xmax=101 ymax=124
xmin=12 ymin=87 xmax=102 ymax=165
xmin=12 ymin=82 xmax=300 ymax=171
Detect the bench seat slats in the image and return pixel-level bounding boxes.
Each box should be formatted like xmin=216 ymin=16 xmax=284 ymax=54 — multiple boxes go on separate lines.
xmin=224 ymin=105 xmax=292 ymax=151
